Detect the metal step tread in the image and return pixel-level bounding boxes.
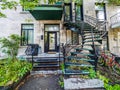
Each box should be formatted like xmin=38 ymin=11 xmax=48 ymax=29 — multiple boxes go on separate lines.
xmin=66 ymin=56 xmax=95 ymax=62
xmin=76 ymin=48 xmax=93 ymax=51
xmin=70 ymin=52 xmax=94 ymax=56
xmin=84 ymin=36 xmax=100 ymax=39
xmin=83 ymin=39 xmax=102 ymax=42
xmin=64 ymin=69 xmax=90 ymax=75
xmin=65 ymin=62 xmax=94 ymax=67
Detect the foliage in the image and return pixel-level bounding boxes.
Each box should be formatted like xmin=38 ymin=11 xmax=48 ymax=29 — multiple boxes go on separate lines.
xmin=0 ymin=59 xmax=32 ymax=86
xmin=0 ymin=34 xmax=21 ymax=59
xmin=60 ymin=63 xmax=65 ymax=73
xmin=97 ymin=71 xmax=120 ymax=90
xmin=20 ymin=0 xmax=38 ymax=10
xmin=58 ymin=75 xmax=64 ymax=88
xmin=0 ymin=0 xmax=18 ymax=17
xmin=96 ymin=0 xmax=120 ymax=6
xmin=88 ymin=68 xmax=96 ymax=79
xmin=107 ymin=0 xmax=120 ymax=5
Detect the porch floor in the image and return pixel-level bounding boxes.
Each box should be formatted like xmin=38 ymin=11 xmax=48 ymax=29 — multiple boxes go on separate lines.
xmin=17 ymin=52 xmax=63 ymax=60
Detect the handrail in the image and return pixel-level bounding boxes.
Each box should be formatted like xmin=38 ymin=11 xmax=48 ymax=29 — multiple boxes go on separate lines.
xmin=84 ymin=15 xmax=108 ymax=39
xmin=110 ymin=12 xmax=120 ymax=27
xmin=84 ymin=15 xmax=107 ymax=31
xmin=84 ymin=15 xmax=108 ymax=71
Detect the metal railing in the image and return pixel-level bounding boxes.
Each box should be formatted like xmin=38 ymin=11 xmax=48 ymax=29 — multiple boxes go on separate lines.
xmin=84 ymin=15 xmax=107 ymax=31
xmin=110 ymin=12 xmax=120 ymax=28
xmin=84 ymin=15 xmax=108 ymax=71
xmin=84 ymin=15 xmax=108 ymax=38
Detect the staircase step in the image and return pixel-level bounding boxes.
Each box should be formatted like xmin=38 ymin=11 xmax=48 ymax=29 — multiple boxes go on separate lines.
xmin=64 ymin=69 xmax=90 ymax=75
xmin=33 ymin=58 xmax=59 ymax=63
xmin=83 ymin=30 xmax=98 ymax=33
xmin=83 ymin=39 xmax=102 ymax=43
xmin=65 ymin=62 xmax=94 ymax=67
xmin=33 ymin=64 xmax=59 ymax=68
xmin=66 ymin=56 xmax=95 ymax=62
xmin=76 ymin=48 xmax=93 ymax=51
xmin=70 ymin=52 xmax=94 ymax=56
xmin=83 ymin=36 xmax=100 ymax=39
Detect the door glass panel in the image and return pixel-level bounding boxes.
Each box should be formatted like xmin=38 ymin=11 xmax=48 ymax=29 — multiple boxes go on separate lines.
xmin=49 ymin=33 xmax=55 ymax=50
xmin=45 ymin=25 xmax=59 ymax=31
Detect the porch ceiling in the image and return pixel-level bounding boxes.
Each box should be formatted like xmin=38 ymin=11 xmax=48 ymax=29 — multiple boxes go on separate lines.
xmin=29 ymin=5 xmax=63 ymax=20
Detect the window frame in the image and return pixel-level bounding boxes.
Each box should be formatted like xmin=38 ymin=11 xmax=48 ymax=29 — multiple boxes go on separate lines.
xmin=21 ymin=24 xmax=34 ymax=46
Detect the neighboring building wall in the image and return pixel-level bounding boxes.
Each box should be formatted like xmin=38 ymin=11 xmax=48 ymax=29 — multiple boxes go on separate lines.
xmin=106 ymin=4 xmax=120 ymax=54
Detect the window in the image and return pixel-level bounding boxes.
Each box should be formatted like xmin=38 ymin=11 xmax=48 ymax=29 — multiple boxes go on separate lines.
xmin=21 ymin=24 xmax=34 ymax=46
xmin=72 ymin=31 xmax=79 ymax=45
xmin=95 ymin=4 xmax=106 ymax=21
xmin=75 ymin=5 xmax=83 ymax=21
xmin=64 ymin=3 xmax=72 ymax=21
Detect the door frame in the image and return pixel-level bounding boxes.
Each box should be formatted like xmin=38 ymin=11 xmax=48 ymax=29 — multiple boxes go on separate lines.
xmin=44 ymin=24 xmax=60 ymax=53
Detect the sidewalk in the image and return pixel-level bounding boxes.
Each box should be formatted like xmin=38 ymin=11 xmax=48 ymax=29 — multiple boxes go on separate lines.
xmin=17 ymin=74 xmax=63 ymax=90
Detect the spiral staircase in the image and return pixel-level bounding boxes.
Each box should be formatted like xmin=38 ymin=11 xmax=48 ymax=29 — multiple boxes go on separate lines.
xmin=63 ymin=15 xmax=108 ymax=75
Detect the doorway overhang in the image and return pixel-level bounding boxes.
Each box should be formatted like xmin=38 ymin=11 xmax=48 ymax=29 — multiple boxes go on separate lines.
xmin=29 ymin=5 xmax=63 ymax=20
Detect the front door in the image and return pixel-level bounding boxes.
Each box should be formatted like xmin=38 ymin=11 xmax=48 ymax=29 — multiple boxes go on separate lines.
xmin=48 ymin=32 xmax=57 ymax=51
xmin=44 ymin=24 xmax=60 ymax=52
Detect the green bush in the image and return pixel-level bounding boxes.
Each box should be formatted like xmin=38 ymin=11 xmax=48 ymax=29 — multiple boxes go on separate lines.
xmin=0 ymin=59 xmax=32 ymax=86
xmin=0 ymin=34 xmax=21 ymax=59
xmin=97 ymin=71 xmax=120 ymax=90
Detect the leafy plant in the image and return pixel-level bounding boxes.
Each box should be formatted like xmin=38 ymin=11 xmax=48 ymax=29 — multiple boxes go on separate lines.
xmin=0 ymin=0 xmax=18 ymax=17
xmin=58 ymin=75 xmax=64 ymax=88
xmin=0 ymin=59 xmax=32 ymax=86
xmin=0 ymin=34 xmax=21 ymax=59
xmin=88 ymin=68 xmax=96 ymax=79
xmin=97 ymin=71 xmax=120 ymax=90
xmin=60 ymin=63 xmax=65 ymax=73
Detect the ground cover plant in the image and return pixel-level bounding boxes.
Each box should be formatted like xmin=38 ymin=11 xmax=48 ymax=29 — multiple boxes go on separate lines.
xmin=0 ymin=58 xmax=32 ymax=86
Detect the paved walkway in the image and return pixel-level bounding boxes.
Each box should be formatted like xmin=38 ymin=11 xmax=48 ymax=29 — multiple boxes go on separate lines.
xmin=18 ymin=74 xmax=63 ymax=90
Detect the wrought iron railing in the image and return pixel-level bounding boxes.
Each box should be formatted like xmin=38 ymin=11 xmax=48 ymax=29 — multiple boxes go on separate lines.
xmin=110 ymin=12 xmax=120 ymax=28
xmin=84 ymin=15 xmax=108 ymax=71
xmin=84 ymin=15 xmax=108 ymax=38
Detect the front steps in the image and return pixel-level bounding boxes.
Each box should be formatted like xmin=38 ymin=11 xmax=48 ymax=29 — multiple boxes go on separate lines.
xmin=25 ymin=53 xmax=64 ymax=71
xmin=33 ymin=57 xmax=60 ymax=70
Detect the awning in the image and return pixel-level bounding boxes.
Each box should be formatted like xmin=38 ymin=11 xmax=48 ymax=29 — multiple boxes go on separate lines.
xmin=29 ymin=5 xmax=63 ymax=20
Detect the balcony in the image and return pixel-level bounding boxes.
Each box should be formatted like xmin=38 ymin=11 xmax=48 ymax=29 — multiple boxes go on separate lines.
xmin=110 ymin=12 xmax=120 ymax=28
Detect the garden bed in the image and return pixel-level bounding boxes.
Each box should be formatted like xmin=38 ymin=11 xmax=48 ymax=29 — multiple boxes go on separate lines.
xmin=0 ymin=59 xmax=32 ymax=90
xmin=0 ymin=71 xmax=30 ymax=90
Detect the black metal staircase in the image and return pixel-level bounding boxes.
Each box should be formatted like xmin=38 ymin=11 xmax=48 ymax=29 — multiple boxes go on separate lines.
xmin=63 ymin=15 xmax=107 ymax=75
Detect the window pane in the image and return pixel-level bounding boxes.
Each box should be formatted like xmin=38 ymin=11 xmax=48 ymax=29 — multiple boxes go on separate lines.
xmin=76 ymin=6 xmax=81 ymax=20
xmin=28 ymin=30 xmax=34 ymax=44
xmin=95 ymin=4 xmax=105 ymax=21
xmin=45 ymin=25 xmax=59 ymax=31
xmin=22 ymin=30 xmax=28 ymax=45
xmin=22 ymin=24 xmax=34 ymax=29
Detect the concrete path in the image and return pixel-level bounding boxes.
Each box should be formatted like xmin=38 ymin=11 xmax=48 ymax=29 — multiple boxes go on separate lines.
xmin=18 ymin=74 xmax=63 ymax=90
